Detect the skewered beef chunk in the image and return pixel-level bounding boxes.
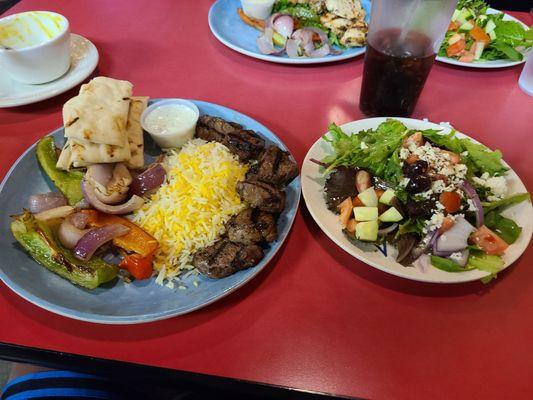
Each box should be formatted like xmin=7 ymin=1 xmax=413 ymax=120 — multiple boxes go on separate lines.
xmin=195 ymin=115 xmax=265 ymax=161
xmin=226 ymin=208 xmax=278 ymax=244
xmin=324 ymin=166 xmax=358 ymax=212
xmin=247 ymin=146 xmax=299 ymax=186
xmin=198 ymin=115 xmax=242 ymax=134
xmin=237 ymin=180 xmax=285 ymax=214
xmin=193 ymin=239 xmax=264 ymax=279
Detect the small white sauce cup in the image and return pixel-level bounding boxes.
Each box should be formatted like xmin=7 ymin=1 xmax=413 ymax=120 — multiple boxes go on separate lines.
xmin=0 ymin=11 xmax=71 ymax=84
xmin=241 ymin=0 xmax=275 ymax=20
xmin=141 ymin=99 xmax=200 ymax=149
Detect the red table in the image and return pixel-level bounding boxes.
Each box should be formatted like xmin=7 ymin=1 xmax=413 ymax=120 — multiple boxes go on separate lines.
xmin=1 ymin=1 xmax=532 ymax=399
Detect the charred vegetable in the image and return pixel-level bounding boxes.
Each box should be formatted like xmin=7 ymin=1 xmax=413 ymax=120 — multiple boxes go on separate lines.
xmin=10 ymin=211 xmax=118 ymax=289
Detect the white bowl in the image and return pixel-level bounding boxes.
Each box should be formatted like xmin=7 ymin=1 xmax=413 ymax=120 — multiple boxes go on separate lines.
xmin=0 ymin=11 xmax=71 ymax=84
xmin=141 ymin=99 xmax=200 ymax=149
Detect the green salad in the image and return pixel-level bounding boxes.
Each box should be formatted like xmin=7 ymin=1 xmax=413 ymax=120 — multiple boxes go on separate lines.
xmin=317 ymin=119 xmax=530 ymax=282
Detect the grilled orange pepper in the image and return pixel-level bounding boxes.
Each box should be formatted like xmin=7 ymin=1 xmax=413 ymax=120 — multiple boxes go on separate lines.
xmin=81 ymin=210 xmax=158 ymax=257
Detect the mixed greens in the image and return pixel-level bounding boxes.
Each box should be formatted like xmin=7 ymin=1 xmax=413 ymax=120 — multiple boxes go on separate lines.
xmin=439 ymin=0 xmax=532 ymax=62
xmin=319 ymin=119 xmax=530 ymax=282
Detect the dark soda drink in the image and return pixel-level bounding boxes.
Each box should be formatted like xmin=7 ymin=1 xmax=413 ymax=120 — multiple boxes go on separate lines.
xmin=359 ymin=29 xmax=436 ymax=117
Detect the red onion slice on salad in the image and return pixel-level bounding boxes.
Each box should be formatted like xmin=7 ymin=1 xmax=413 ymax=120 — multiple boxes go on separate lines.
xmin=28 ymin=192 xmax=67 ymax=214
xmin=413 ymin=253 xmax=431 ymax=273
xmin=378 ymin=223 xmax=398 ymax=236
xmin=273 ymin=15 xmax=294 ymax=38
xmin=434 ymin=216 xmax=474 ymax=253
xmin=257 ymin=28 xmax=285 ymax=55
xmin=130 ymin=164 xmax=166 ymax=196
xmin=411 ymin=228 xmax=440 ymax=260
xmin=285 ymin=38 xmax=301 ymax=58
xmin=82 ymin=179 xmax=144 ymax=215
xmin=461 ymin=181 xmax=484 ymax=227
xmin=74 ymin=224 xmax=130 ymax=261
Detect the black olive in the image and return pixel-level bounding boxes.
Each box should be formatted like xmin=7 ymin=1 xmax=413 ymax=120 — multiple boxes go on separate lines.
xmin=402 ymin=160 xmax=429 ymax=178
xmin=406 ymin=174 xmax=431 ymax=194
xmin=405 ymin=199 xmax=435 ymax=219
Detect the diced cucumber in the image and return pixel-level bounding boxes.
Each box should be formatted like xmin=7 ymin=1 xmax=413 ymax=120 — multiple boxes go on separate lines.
xmin=473 ymin=42 xmax=484 ymax=60
xmin=459 ymin=20 xmax=474 ymax=32
xmin=448 ymin=33 xmax=462 ymax=45
xmin=355 ymin=221 xmax=378 ymax=242
xmin=354 ymin=207 xmax=378 ymax=222
xmin=485 ymin=19 xmax=496 ymax=34
xmin=358 ymin=187 xmax=378 ymax=207
xmin=488 ymin=30 xmax=496 ymax=41
xmin=378 ymin=207 xmax=403 ymax=223
xmin=379 ymin=189 xmax=396 ymax=206
xmin=451 ymin=9 xmax=460 ymax=22
xmin=459 ymin=8 xmax=472 ymax=21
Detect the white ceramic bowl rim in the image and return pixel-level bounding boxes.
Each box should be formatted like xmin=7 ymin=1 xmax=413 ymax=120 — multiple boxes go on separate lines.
xmin=140 ymin=98 xmax=200 ymax=135
xmin=0 ymin=11 xmax=70 ymax=53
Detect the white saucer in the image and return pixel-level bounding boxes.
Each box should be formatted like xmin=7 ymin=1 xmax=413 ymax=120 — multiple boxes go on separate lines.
xmin=0 ymin=34 xmax=99 ymax=108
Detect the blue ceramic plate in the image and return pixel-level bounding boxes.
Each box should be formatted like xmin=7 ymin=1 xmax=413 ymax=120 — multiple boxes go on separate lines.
xmin=208 ymin=0 xmax=370 ymax=64
xmin=0 ymin=100 xmax=300 ymax=324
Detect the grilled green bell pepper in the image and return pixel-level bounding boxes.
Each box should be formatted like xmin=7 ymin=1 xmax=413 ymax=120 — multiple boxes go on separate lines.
xmin=11 ymin=212 xmax=118 ymax=289
xmin=36 ymin=136 xmax=84 ymax=205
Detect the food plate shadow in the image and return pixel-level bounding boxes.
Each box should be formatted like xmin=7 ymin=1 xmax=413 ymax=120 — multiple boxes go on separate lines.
xmin=300 ymin=203 xmax=504 ymax=298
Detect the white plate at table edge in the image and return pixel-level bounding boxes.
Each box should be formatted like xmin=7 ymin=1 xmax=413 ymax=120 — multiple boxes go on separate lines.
xmin=207 ymin=0 xmax=367 ymax=65
xmin=0 ymin=34 xmax=98 ymax=108
xmin=301 ymin=117 xmax=532 ymax=283
xmin=436 ymin=8 xmax=530 ymax=69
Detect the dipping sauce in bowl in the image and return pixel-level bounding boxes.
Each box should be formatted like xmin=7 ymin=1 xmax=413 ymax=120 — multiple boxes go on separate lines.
xmin=241 ymin=0 xmax=275 ymax=20
xmin=141 ymin=99 xmax=200 ymax=149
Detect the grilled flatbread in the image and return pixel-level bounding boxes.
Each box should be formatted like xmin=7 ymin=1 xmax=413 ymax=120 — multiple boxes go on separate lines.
xmin=63 ymin=77 xmax=133 ymax=146
xmin=125 ymin=96 xmax=148 ymax=169
xmin=69 ymin=136 xmax=131 ymax=167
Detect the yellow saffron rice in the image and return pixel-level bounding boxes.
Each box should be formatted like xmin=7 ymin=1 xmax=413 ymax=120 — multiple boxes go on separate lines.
xmin=131 ymin=139 xmax=248 ymax=284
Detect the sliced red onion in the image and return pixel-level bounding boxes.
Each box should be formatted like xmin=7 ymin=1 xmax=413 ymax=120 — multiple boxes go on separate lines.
xmin=413 ymin=254 xmax=431 ymax=273
xmin=130 ymin=164 xmax=166 ymax=196
xmin=273 ymin=15 xmax=294 ymax=38
xmin=461 ymin=181 xmax=484 ymax=227
xmin=28 ymin=192 xmax=67 ymax=213
xmin=74 ymin=224 xmax=130 ymax=261
xmin=82 ymin=179 xmax=144 ymax=215
xmin=451 ymin=249 xmax=470 ymax=267
xmin=378 ymin=223 xmax=398 ymax=236
xmin=257 ymin=27 xmax=285 ymax=55
xmin=300 ymin=27 xmax=331 ymax=57
xmin=292 ymin=29 xmax=314 ymax=55
xmin=285 ymin=38 xmax=301 ymax=58
xmin=58 ymin=218 xmax=89 ymax=249
xmin=86 ymin=164 xmax=114 ymax=187
xmin=434 ymin=216 xmax=474 ymax=253
xmin=69 ymin=212 xmax=89 ymax=229
xmin=411 ymin=229 xmax=440 ymax=259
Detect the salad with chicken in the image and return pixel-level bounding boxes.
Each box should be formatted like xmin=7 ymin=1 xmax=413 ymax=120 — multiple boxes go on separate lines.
xmin=238 ymin=0 xmax=368 ymax=58
xmin=312 ymin=119 xmax=530 ymax=282
xmin=439 ymin=0 xmax=532 ymax=63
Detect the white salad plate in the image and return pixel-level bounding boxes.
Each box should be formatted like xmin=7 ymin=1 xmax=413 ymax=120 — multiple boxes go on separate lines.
xmin=208 ymin=0 xmax=370 ymax=65
xmin=301 ymin=117 xmax=533 ymax=284
xmin=0 ymin=34 xmax=99 ymax=108
xmin=436 ymin=9 xmax=530 ymax=69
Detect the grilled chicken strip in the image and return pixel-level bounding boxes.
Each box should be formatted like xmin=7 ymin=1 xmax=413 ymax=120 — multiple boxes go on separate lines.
xmin=237 ymin=180 xmax=285 ymax=214
xmin=193 ymin=239 xmax=264 ymax=279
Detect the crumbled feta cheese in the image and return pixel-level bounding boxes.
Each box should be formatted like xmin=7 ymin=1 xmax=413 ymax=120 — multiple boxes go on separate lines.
xmin=400 ymin=148 xmax=410 ymax=160
xmin=472 ymin=174 xmax=507 ymax=201
xmin=449 ymin=252 xmax=464 ymax=263
xmin=423 ymin=212 xmax=445 ymax=234
xmin=467 ymin=199 xmax=477 ymax=212
xmin=432 ymin=180 xmax=446 ymax=193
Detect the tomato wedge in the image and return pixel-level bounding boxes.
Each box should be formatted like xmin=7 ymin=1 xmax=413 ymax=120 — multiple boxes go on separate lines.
xmin=439 ymin=191 xmax=462 ymax=214
xmin=446 ymin=39 xmax=466 ymax=57
xmin=470 ymin=226 xmax=509 ymax=255
xmin=448 ymin=21 xmax=460 ymax=31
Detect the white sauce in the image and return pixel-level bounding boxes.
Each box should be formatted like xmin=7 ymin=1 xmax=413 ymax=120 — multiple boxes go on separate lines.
xmin=144 ymin=104 xmax=198 ymax=148
xmin=241 ymin=0 xmax=275 ymax=20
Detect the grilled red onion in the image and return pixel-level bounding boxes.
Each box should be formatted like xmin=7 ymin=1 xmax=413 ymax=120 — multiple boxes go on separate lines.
xmin=58 ymin=218 xmax=89 ymax=249
xmin=74 ymin=224 xmax=130 ymax=261
xmin=378 ymin=223 xmax=398 ymax=236
xmin=461 ymin=181 xmax=484 ymax=227
xmin=28 ymin=192 xmax=67 ymax=213
xmin=130 ymin=164 xmax=166 ymax=196
xmin=273 ymin=15 xmax=294 ymax=38
xmin=69 ymin=212 xmax=89 ymax=229
xmin=86 ymin=164 xmax=113 ymax=187
xmin=86 ymin=163 xmax=132 ymax=205
xmin=257 ymin=27 xmax=285 ymax=55
xmin=82 ymin=179 xmax=144 ymax=215
xmin=34 ymin=205 xmax=75 ymax=222
xmin=74 ymin=198 xmax=91 ymax=210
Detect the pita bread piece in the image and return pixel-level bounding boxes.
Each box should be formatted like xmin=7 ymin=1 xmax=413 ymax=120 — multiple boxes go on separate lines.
xmin=126 ymin=96 xmax=149 ymax=169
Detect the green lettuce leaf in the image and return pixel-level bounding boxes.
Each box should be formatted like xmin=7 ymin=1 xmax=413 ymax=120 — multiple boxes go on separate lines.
xmin=489 ymin=41 xmax=523 ymax=61
xmin=482 ymin=193 xmax=531 ymax=213
xmin=493 ymin=20 xmax=529 ymax=48
xmin=431 ymin=256 xmax=474 ymax=272
xmin=484 ymin=211 xmax=522 ymax=244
